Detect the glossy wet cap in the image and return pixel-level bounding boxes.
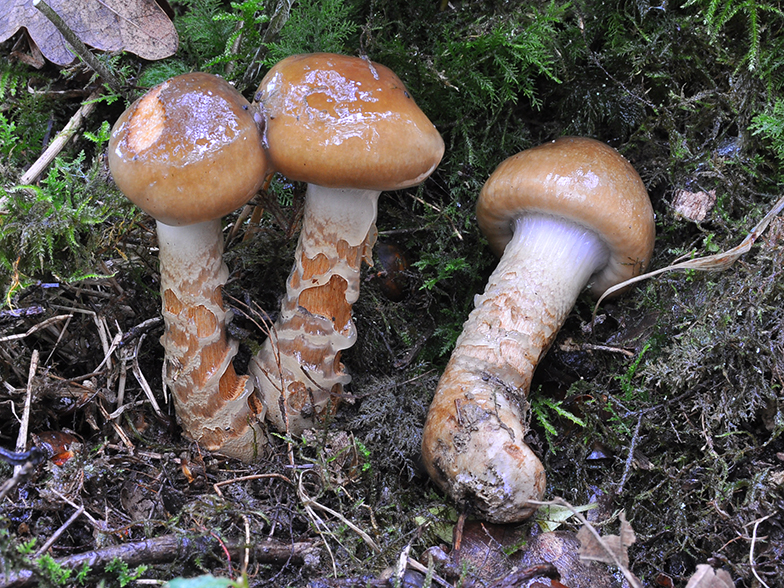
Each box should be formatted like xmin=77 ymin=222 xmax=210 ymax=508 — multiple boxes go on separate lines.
xmin=109 ymin=73 xmax=269 ymax=226
xmin=255 ymin=53 xmax=444 ymax=191
xmin=477 ymin=136 xmax=655 ymax=296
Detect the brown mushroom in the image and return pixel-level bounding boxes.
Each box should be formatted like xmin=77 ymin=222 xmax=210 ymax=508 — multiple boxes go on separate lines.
xmin=249 ymin=53 xmax=444 ymax=434
xmin=421 ymin=137 xmax=655 ymax=522
xmin=109 ymin=73 xmax=270 ymax=460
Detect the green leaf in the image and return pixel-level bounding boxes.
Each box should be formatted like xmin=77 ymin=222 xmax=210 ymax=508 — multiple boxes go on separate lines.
xmin=535 ymin=502 xmax=598 ymax=533
xmin=414 ymin=505 xmax=459 ymax=544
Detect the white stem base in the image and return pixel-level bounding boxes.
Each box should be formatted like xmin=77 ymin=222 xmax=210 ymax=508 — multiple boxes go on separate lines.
xmin=250 ymin=186 xmax=380 ymax=434
xmin=158 ymin=220 xmax=266 ymax=460
xmin=422 ymin=214 xmax=608 ymax=522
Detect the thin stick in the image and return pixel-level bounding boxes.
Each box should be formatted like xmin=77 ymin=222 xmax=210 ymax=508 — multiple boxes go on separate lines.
xmin=0 ymin=461 xmax=37 ymax=501
xmin=297 ymin=476 xmax=380 ymax=554
xmin=241 ymin=514 xmax=250 ymax=578
xmin=116 ymin=355 xmax=128 ymax=408
xmin=94 ymin=330 xmax=122 ymax=374
xmin=750 ymin=514 xmax=773 ymax=588
xmin=213 ymin=473 xmax=293 ymax=498
xmin=35 ymin=506 xmax=85 ymax=558
xmin=51 ymin=489 xmax=103 ymax=530
xmin=131 ymin=334 xmax=163 ymax=418
xmin=581 ymin=343 xmax=636 ymax=357
xmin=617 ymin=413 xmax=643 ymax=495
xmin=0 ymin=534 xmax=319 ymax=588
xmin=0 ymin=314 xmax=72 ymax=343
xmin=14 ymin=350 xmax=38 ymax=477
xmin=97 ymin=400 xmax=134 ymax=452
xmin=405 ymin=557 xmax=453 ymax=588
xmin=18 ymin=87 xmax=103 ymax=186
xmin=31 ymin=0 xmax=127 ymax=98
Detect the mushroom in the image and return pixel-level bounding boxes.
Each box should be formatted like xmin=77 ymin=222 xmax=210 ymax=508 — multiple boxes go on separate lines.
xmin=109 ymin=73 xmax=270 ymax=460
xmin=249 ymin=53 xmax=444 ymax=434
xmin=421 ymin=137 xmax=655 ymax=523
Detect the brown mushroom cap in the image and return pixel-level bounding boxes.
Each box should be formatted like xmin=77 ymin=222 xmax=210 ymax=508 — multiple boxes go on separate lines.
xmin=109 ymin=73 xmax=268 ymax=226
xmin=256 ymin=53 xmax=444 ymax=191
xmin=477 ymin=136 xmax=655 ymax=295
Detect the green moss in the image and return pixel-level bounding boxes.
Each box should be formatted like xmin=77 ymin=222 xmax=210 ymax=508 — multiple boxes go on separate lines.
xmin=264 ymin=0 xmax=360 ymax=66
xmin=0 ymin=124 xmax=134 ymax=304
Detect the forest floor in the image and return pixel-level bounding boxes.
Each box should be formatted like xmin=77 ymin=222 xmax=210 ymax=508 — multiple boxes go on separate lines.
xmin=2 ymin=2 xmax=784 ymax=587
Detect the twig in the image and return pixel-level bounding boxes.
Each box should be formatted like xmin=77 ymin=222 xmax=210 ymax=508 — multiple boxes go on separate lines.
xmin=241 ymin=515 xmax=250 ymax=578
xmin=749 ymin=514 xmax=773 ymax=588
xmin=93 ymin=326 xmax=122 ymax=374
xmin=617 ymin=413 xmax=643 ymax=495
xmin=120 ymin=317 xmax=163 ymax=346
xmin=34 ymin=506 xmax=84 ymax=558
xmin=31 ymin=0 xmax=127 ymax=98
xmin=50 ymin=489 xmax=103 ymax=530
xmin=18 ymin=87 xmax=103 ymax=186
xmin=394 ymin=544 xmax=411 ymax=586
xmin=295 ymin=470 xmax=378 ymax=577
xmin=581 ymin=343 xmax=636 ymax=357
xmin=241 ymin=0 xmax=293 ymax=86
xmin=0 ymin=535 xmax=320 ymax=588
xmin=131 ymin=334 xmax=163 ymax=418
xmin=92 ymin=314 xmax=112 ymax=368
xmin=405 ymin=556 xmax=453 ymax=588
xmin=213 ymin=473 xmax=293 ymax=498
xmin=116 ymin=353 xmax=128 ymax=408
xmin=0 ymin=461 xmax=37 ymax=502
xmin=97 ymin=400 xmax=134 ymax=453
xmin=13 ymin=350 xmax=38 ymax=477
xmin=0 ymin=314 xmax=72 ymax=343
xmin=297 ymin=475 xmax=381 ymax=555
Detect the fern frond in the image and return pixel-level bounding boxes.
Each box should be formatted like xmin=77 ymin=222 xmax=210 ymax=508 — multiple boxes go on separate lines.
xmin=264 ymin=0 xmax=359 ymax=66
xmin=750 ymin=99 xmax=784 ymax=161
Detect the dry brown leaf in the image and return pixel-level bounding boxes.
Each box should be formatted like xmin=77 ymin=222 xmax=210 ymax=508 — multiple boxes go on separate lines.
xmin=576 ymin=511 xmax=636 ymax=568
xmin=0 ymin=0 xmax=178 ymax=66
xmin=595 ymin=191 xmax=784 ymax=314
xmin=684 ymin=564 xmax=734 ymax=588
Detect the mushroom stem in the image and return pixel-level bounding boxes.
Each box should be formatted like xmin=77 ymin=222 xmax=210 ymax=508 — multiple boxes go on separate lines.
xmin=250 ymin=185 xmax=380 ymax=434
xmin=421 ymin=214 xmax=609 ymax=523
xmin=157 ymin=220 xmax=266 ymax=460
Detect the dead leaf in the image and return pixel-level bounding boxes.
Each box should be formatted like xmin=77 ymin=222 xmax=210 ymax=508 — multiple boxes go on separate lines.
xmin=536 ymin=501 xmax=598 ymax=533
xmin=595 ymin=191 xmax=784 ymax=314
xmin=576 ymin=511 xmax=636 ymax=568
xmin=684 ymin=564 xmax=734 ymax=588
xmin=0 ymin=0 xmax=178 ymax=66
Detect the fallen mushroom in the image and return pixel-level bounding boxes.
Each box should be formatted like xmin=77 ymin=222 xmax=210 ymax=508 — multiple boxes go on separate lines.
xmin=421 ymin=137 xmax=655 ymax=523
xmin=250 ymin=53 xmax=444 ymax=434
xmin=109 ymin=73 xmax=270 ymax=460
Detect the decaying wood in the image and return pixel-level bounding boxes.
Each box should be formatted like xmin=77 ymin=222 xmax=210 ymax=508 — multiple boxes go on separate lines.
xmin=0 ymin=534 xmax=320 ymax=587
xmin=487 ymin=563 xmax=559 ymax=588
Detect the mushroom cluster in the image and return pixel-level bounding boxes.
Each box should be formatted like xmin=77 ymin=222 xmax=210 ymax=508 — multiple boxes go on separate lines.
xmin=249 ymin=53 xmax=444 ymax=434
xmin=109 ymin=73 xmax=270 ymax=460
xmin=421 ymin=137 xmax=655 ymax=523
xmin=108 ymin=56 xmax=443 ymax=458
